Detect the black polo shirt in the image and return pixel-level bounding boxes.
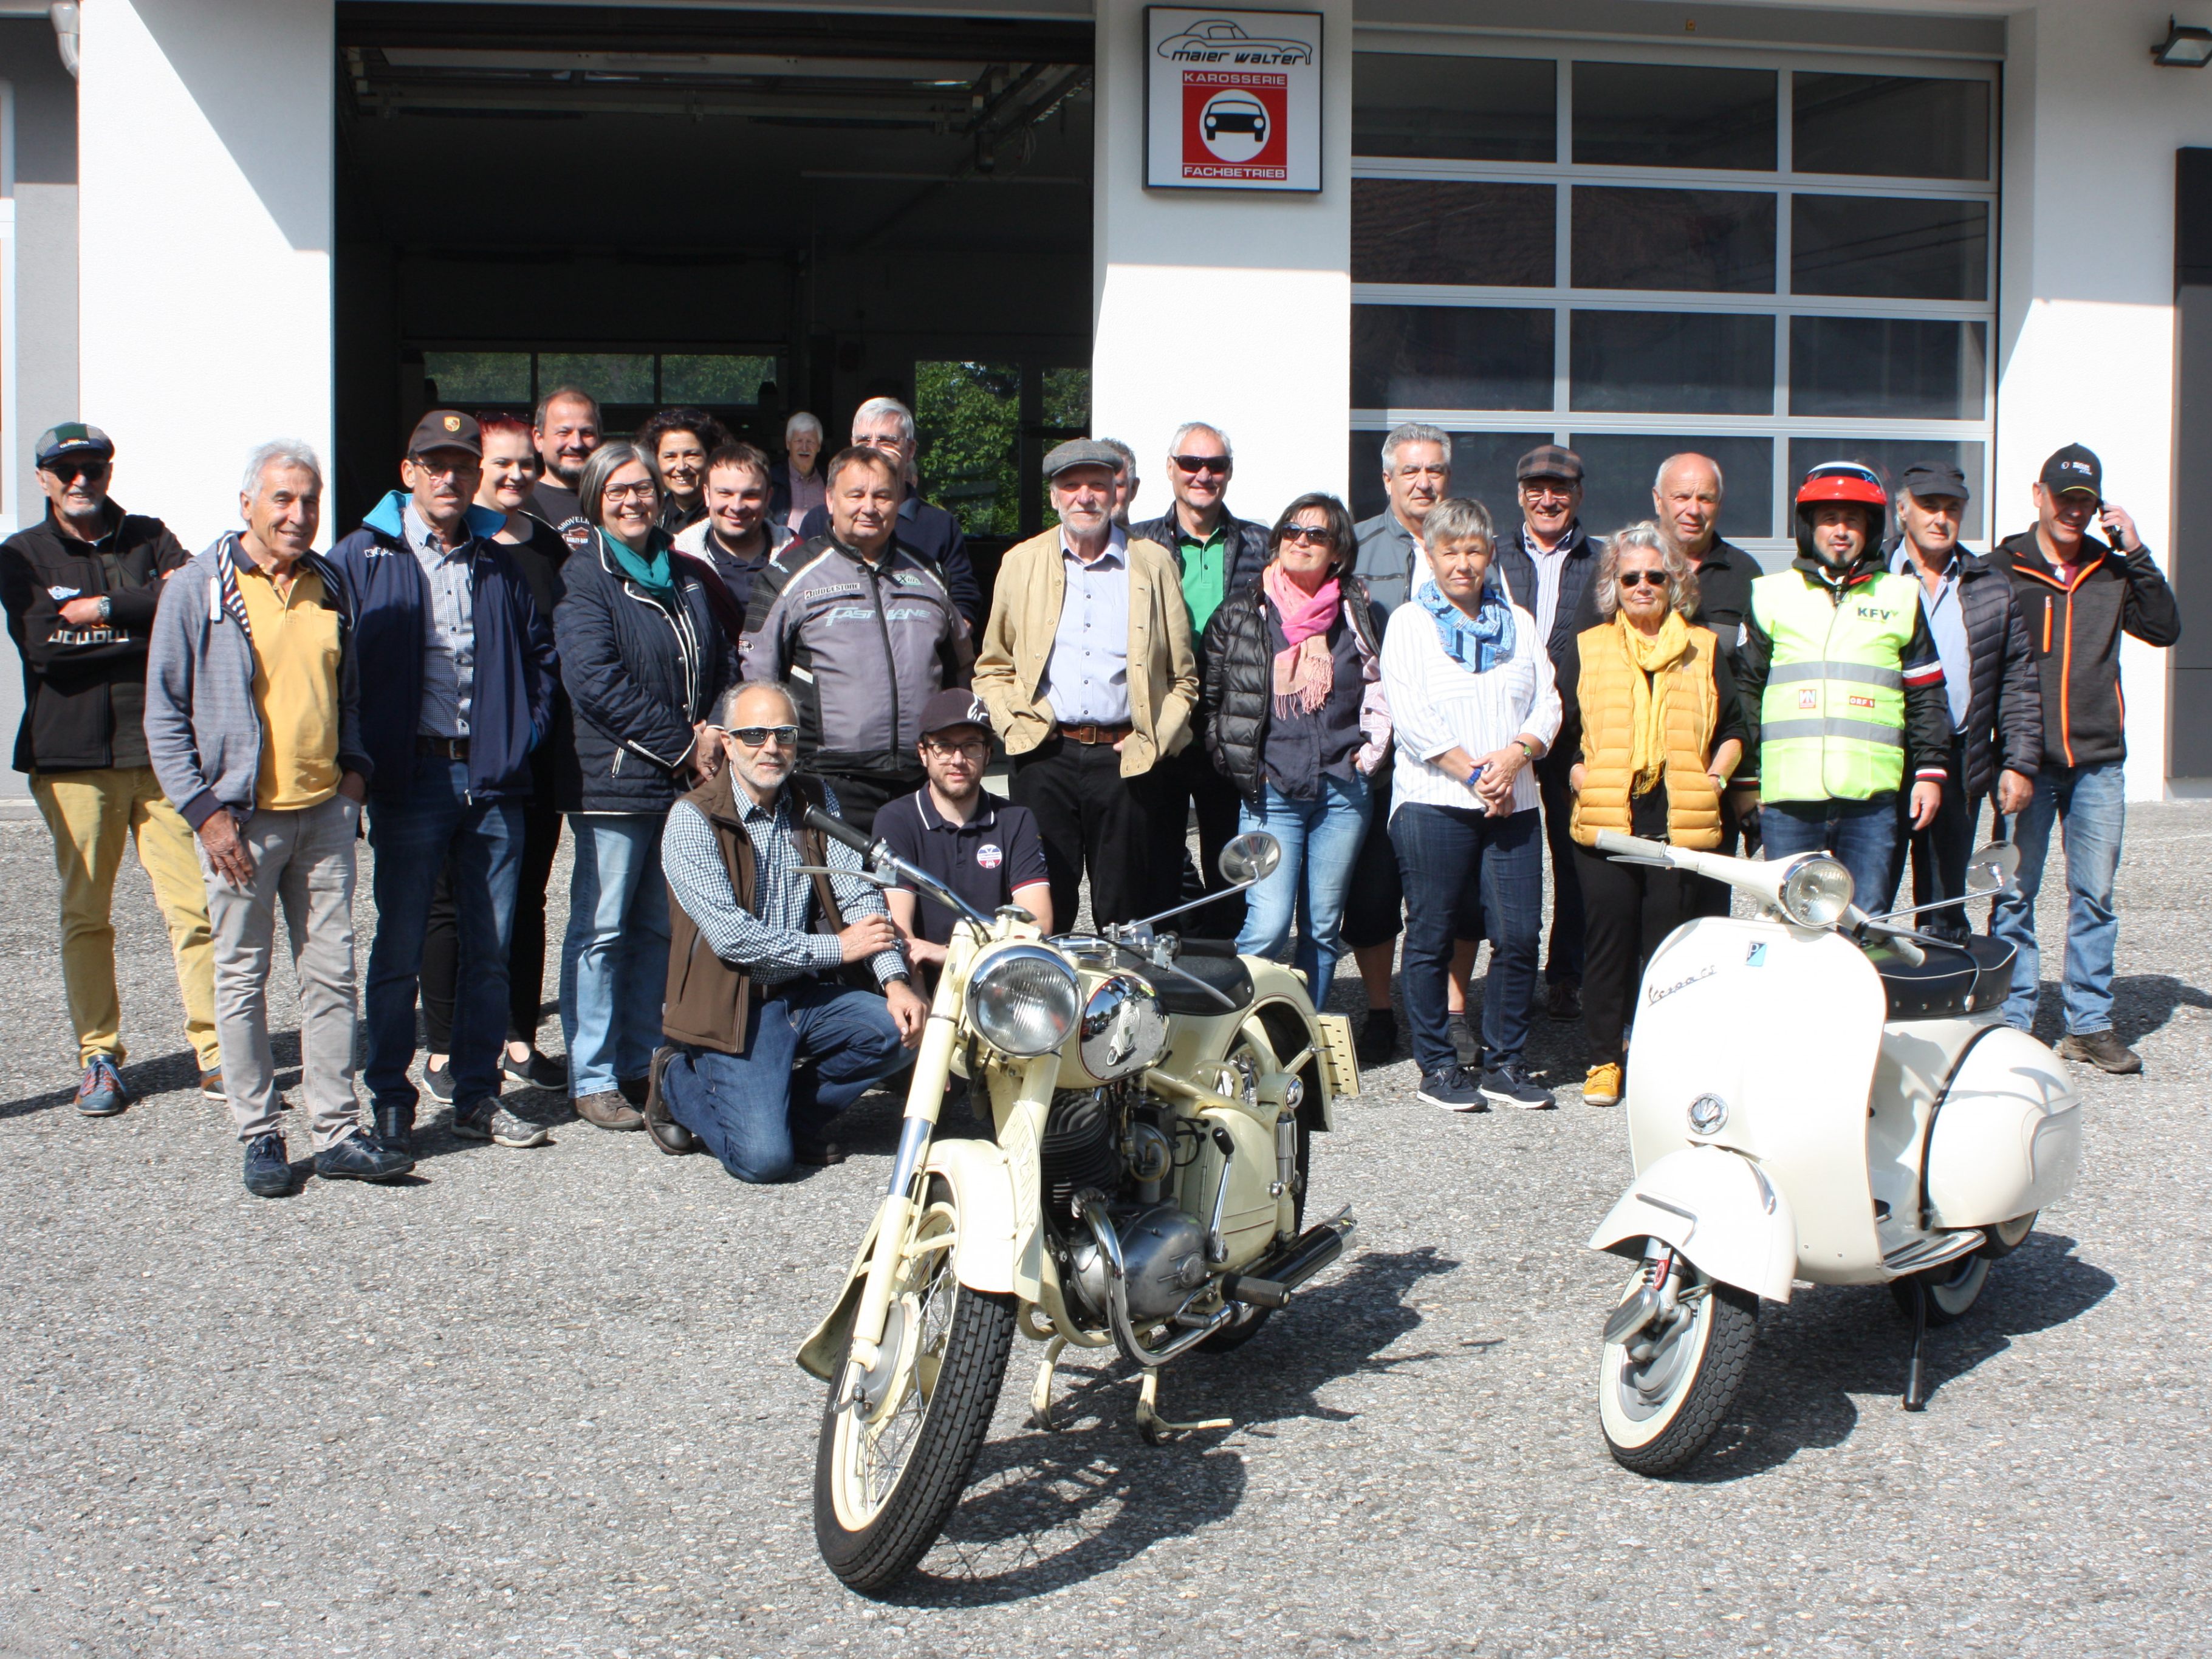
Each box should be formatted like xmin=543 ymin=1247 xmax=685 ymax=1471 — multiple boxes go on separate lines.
xmin=874 ymin=786 xmax=1051 ymax=945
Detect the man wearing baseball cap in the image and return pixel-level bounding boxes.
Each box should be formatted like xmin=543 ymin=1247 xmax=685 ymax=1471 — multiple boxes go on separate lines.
xmin=327 ymin=411 xmax=560 ymax=1150
xmin=0 ymin=423 xmax=221 ymax=1115
xmin=1986 ymin=443 xmax=2180 ymax=1072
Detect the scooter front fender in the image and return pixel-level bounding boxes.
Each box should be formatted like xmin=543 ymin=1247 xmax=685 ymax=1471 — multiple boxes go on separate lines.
xmin=1589 ymin=1144 xmax=1798 ymax=1305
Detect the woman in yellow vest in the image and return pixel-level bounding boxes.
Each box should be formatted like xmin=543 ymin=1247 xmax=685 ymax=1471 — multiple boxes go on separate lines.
xmin=1561 ymin=523 xmax=1746 ymax=1106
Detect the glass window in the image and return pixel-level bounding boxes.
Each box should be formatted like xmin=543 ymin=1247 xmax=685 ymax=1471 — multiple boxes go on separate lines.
xmin=1353 ymin=53 xmax=1556 ymax=162
xmin=1043 ymin=366 xmax=1090 ymax=430
xmin=1353 ymin=307 xmax=1554 ymax=410
xmin=1569 ymin=434 xmax=1776 ymax=542
xmin=538 ymin=353 xmax=654 ymax=405
xmin=1792 ymin=74 xmax=1991 ymax=181
xmin=1787 ymin=439 xmax=1986 ymax=541
xmin=1353 ymin=180 xmax=1555 ymax=287
xmin=1572 ymin=188 xmax=1776 ymax=292
xmin=916 ymin=361 xmax=1022 ymax=535
xmin=1572 ymin=311 xmax=1775 ymax=415
xmin=1348 ymin=429 xmax=1550 ymax=526
xmin=1790 ymin=196 xmax=1988 ymax=300
xmin=660 ymin=354 xmax=778 ymax=405
xmin=1573 ymin=63 xmax=1777 ymax=171
xmin=423 ymin=351 xmax=530 ymax=403
xmin=1790 ymin=318 xmax=1986 ymax=420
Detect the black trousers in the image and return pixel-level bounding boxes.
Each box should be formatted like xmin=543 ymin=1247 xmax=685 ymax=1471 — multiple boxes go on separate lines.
xmin=1575 ymin=841 xmax=1707 ymax=1070
xmin=421 ymin=790 xmax=563 ymax=1052
xmin=1159 ymin=734 xmax=1245 ymax=938
xmin=1887 ymin=737 xmax=1979 ymax=943
xmin=1340 ymin=765 xmax=1405 ymax=951
xmin=1011 ymin=737 xmax=1177 ymax=928
xmin=806 ymin=762 xmax=925 ymax=839
xmin=1688 ymin=791 xmax=1756 ymax=920
xmin=1536 ymin=759 xmax=1586 ymax=985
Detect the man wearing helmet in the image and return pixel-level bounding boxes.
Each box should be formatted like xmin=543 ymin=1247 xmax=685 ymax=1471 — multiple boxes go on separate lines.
xmin=1732 ymin=462 xmax=1953 ymax=905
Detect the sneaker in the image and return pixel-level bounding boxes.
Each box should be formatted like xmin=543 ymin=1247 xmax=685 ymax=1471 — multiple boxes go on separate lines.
xmin=451 ymin=1100 xmax=552 ymax=1148
xmin=1582 ymin=1062 xmax=1623 ymax=1107
xmin=242 ymin=1132 xmax=293 ymax=1198
xmin=422 ymin=1058 xmax=456 ymax=1103
xmin=75 ymin=1055 xmax=129 ymax=1117
xmin=313 ymin=1134 xmax=416 ymax=1183
xmin=1416 ymin=1066 xmax=1487 ymax=1112
xmin=1355 ymin=1008 xmax=1397 ymax=1067
xmin=2057 ymin=1030 xmax=2143 ymax=1075
xmin=1481 ymin=1062 xmax=1555 ymax=1110
xmin=574 ymin=1089 xmax=643 ymax=1131
xmin=1544 ymin=982 xmax=1583 ymax=1021
xmin=504 ymin=1048 xmax=567 ymax=1089
xmin=199 ymin=1067 xmax=225 ymax=1103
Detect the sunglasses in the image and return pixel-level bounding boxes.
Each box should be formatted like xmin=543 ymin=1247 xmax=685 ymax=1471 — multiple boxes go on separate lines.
xmin=1173 ymin=454 xmax=1231 ymax=476
xmin=1279 ymin=525 xmax=1336 ymax=547
xmin=47 ymin=460 xmax=110 ymax=484
xmin=1617 ymin=569 xmax=1668 ymax=589
xmin=717 ymin=723 xmax=798 ymax=748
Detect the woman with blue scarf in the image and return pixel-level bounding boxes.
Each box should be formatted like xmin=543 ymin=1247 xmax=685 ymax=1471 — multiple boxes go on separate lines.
xmin=1378 ymin=496 xmax=1561 ymax=1113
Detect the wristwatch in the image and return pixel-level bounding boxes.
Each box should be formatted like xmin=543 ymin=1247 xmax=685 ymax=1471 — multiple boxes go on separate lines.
xmin=97 ymin=595 xmax=112 ymax=624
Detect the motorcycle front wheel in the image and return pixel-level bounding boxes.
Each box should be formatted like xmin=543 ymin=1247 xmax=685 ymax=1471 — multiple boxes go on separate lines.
xmin=1597 ymin=1262 xmax=1758 ymax=1477
xmin=813 ymin=1176 xmax=1016 ymax=1593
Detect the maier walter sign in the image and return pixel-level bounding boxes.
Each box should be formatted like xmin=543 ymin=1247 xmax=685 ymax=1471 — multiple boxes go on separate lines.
xmin=1145 ymin=7 xmax=1322 ymax=193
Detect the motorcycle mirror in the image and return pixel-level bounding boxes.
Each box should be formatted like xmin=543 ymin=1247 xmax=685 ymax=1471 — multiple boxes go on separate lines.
xmin=1965 ymin=840 xmax=2019 ymax=896
xmin=1219 ymin=832 xmax=1281 ymax=887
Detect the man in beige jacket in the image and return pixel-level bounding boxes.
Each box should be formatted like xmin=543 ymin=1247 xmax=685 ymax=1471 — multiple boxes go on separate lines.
xmin=972 ymin=439 xmax=1197 ymax=925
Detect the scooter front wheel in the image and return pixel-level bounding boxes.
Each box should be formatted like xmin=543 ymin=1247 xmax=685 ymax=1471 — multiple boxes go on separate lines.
xmin=1598 ymin=1263 xmax=1758 ymax=1477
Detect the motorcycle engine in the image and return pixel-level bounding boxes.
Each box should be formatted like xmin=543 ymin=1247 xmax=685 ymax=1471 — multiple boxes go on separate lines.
xmin=1039 ymin=1089 xmax=1121 ymax=1232
xmin=1070 ymin=1203 xmax=1210 ymax=1322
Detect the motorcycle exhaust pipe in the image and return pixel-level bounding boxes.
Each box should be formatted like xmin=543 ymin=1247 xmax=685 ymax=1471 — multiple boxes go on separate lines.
xmin=1221 ymin=1211 xmax=1356 ymax=1310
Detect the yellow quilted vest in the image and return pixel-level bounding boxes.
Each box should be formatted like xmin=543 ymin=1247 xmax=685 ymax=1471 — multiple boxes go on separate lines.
xmin=1569 ymin=621 xmax=1725 ymax=849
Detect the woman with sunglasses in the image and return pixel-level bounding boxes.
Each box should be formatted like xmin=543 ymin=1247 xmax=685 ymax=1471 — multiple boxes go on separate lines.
xmin=552 ymin=443 xmax=735 ymax=1130
xmin=1557 ymin=522 xmax=1744 ymax=1107
xmin=1198 ymin=493 xmax=1388 ymax=1008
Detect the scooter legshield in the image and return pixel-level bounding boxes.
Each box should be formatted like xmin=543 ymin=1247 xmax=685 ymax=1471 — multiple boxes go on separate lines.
xmin=1589 ymin=1144 xmax=1800 ymax=1305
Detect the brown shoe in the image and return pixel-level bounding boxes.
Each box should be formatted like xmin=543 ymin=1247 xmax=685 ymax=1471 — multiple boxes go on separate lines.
xmin=2057 ymin=1030 xmax=2143 ymax=1075
xmin=574 ymin=1088 xmax=643 ymax=1131
xmin=642 ymin=1047 xmax=698 ymax=1156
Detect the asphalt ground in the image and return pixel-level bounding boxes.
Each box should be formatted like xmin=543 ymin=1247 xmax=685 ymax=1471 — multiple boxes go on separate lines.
xmin=2 ymin=805 xmax=2210 ymax=1657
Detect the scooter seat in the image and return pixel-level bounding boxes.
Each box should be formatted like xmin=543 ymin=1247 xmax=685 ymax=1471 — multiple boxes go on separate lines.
xmin=1866 ymin=934 xmax=2016 ymax=1020
xmin=1151 ymin=948 xmax=1255 ymax=1015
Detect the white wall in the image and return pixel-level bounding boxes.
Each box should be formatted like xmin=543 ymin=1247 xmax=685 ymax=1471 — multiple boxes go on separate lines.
xmin=77 ymin=0 xmax=332 ymax=551
xmin=1092 ymin=0 xmax=1352 ymax=528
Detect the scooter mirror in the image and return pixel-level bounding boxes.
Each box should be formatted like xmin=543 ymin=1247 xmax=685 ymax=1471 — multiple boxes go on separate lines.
xmin=1219 ymin=832 xmax=1282 ymax=887
xmin=1965 ymin=840 xmax=2020 ymax=896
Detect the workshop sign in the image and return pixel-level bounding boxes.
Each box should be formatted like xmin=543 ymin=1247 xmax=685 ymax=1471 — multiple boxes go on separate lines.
xmin=1145 ymin=8 xmax=1323 ymax=193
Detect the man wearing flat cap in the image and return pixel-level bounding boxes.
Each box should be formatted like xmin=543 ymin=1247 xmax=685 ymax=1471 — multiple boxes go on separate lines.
xmin=329 ymin=410 xmax=560 ymax=1151
xmin=972 ymin=439 xmax=1198 ymax=926
xmin=1884 ymin=460 xmax=2041 ymax=945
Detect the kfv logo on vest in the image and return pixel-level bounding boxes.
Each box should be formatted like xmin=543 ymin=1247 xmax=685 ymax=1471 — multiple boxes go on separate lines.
xmin=1852 ymin=605 xmax=1901 ymax=622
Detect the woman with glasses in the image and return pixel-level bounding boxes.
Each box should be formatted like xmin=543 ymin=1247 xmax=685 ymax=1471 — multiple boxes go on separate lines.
xmin=552 ymin=443 xmax=736 ymax=1129
xmin=1198 ymin=493 xmax=1389 ymax=1008
xmin=1558 ymin=522 xmax=1745 ymax=1107
xmin=638 ymin=407 xmax=731 ymax=536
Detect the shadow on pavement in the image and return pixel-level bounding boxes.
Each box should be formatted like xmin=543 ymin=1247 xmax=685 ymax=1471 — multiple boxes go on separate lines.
xmin=2111 ymin=973 xmax=2212 ymax=1047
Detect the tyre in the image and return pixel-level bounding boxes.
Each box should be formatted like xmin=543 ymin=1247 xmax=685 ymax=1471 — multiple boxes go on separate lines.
xmin=1597 ymin=1262 xmax=1758 ymax=1477
xmin=1977 ymin=1211 xmax=2036 ymax=1260
xmin=1199 ymin=1043 xmax=1315 ymax=1355
xmin=813 ymin=1177 xmax=1016 ymax=1593
xmin=1889 ymin=1251 xmax=1989 ymax=1326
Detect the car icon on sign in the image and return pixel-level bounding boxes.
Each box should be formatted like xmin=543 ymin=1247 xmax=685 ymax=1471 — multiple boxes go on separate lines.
xmin=1159 ymin=19 xmax=1315 ymax=61
xmin=1203 ymin=95 xmax=1269 ymax=144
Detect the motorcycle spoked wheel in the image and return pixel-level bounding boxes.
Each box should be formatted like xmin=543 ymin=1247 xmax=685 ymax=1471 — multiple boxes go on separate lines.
xmin=813 ymin=1176 xmax=1016 ymax=1593
xmin=1597 ymin=1262 xmax=1758 ymax=1477
xmin=1197 ymin=1041 xmax=1315 ymax=1355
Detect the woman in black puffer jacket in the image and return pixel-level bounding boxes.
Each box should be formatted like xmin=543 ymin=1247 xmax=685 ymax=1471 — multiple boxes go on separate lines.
xmin=1199 ymin=493 xmax=1391 ymax=1008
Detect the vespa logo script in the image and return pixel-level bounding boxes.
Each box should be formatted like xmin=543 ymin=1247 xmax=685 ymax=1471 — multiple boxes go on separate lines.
xmin=1647 ymin=964 xmax=1716 ymax=1006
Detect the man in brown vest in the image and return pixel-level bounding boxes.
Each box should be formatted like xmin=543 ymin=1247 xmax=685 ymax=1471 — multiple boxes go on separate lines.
xmin=642 ymin=680 xmax=925 ymax=1179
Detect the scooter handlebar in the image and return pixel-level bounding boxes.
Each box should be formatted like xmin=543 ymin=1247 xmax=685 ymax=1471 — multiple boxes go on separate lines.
xmin=803 ymin=805 xmax=877 ymax=855
xmin=1592 ymin=830 xmax=1680 ymax=864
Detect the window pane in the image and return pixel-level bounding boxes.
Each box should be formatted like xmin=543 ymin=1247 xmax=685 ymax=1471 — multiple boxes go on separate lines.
xmin=916 ymin=361 xmax=1022 ymax=535
xmin=423 ymin=351 xmax=530 ymax=403
xmin=1790 ymin=317 xmax=1986 ymax=420
xmin=1569 ymin=433 xmax=1775 ymax=542
xmin=1791 ymin=196 xmax=1988 ymax=300
xmin=1572 ymin=188 xmax=1776 ymax=292
xmin=1573 ymin=63 xmax=1776 ymax=171
xmin=1042 ymin=366 xmax=1091 ymax=429
xmin=1793 ymin=73 xmax=1990 ymax=181
xmin=660 ymin=354 xmax=778 ymax=405
xmin=1353 ymin=53 xmax=1555 ymax=162
xmin=1789 ymin=438 xmax=1985 ymax=541
xmin=1354 ymin=180 xmax=1555 ymax=286
xmin=1348 ymin=428 xmax=1551 ymax=528
xmin=1352 ymin=307 xmax=1554 ymax=410
xmin=1571 ymin=310 xmax=1773 ymax=414
xmin=537 ymin=352 xmax=653 ymax=405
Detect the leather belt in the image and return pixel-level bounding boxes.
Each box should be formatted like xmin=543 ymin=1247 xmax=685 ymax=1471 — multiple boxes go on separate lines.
xmin=416 ymin=735 xmax=470 ymax=759
xmin=1058 ymin=722 xmax=1132 ymax=746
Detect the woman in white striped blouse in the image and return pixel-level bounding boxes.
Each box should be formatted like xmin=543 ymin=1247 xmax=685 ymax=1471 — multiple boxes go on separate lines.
xmin=1378 ymin=497 xmax=1562 ymax=1112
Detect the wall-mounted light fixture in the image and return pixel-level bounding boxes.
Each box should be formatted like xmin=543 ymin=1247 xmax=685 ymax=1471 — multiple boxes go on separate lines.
xmin=2152 ymin=16 xmax=2212 ymax=66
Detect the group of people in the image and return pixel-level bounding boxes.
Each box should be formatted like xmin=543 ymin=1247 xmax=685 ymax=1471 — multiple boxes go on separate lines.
xmin=0 ymin=392 xmax=2176 ymax=1196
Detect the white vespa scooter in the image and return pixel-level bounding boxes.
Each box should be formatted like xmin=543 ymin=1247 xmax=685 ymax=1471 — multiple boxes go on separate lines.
xmin=1584 ymin=831 xmax=2083 ymax=1476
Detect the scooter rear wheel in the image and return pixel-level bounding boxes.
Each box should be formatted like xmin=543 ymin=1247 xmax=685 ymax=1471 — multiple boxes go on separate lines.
xmin=1889 ymin=1253 xmax=1989 ymax=1326
xmin=1598 ymin=1264 xmax=1758 ymax=1477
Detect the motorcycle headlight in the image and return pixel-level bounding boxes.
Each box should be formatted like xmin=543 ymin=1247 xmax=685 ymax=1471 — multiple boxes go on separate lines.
xmin=1078 ymin=971 xmax=1169 ymax=1082
xmin=968 ymin=944 xmax=1081 ymax=1058
xmin=1778 ymin=855 xmax=1854 ymax=929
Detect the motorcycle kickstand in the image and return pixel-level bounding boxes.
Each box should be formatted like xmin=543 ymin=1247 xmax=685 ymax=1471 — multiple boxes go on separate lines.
xmin=1134 ymin=1369 xmax=1231 ymax=1446
xmin=1029 ymin=1336 xmax=1067 ymax=1432
xmin=1902 ymin=1278 xmax=1929 ymax=1413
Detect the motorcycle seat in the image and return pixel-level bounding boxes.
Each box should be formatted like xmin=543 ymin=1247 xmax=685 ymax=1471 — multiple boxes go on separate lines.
xmin=1866 ymin=934 xmax=2016 ymax=1021
xmin=1152 ymin=948 xmax=1255 ymax=1015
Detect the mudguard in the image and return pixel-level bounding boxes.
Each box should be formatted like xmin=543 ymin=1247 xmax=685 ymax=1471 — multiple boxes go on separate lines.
xmin=1589 ymin=1144 xmax=1799 ymax=1305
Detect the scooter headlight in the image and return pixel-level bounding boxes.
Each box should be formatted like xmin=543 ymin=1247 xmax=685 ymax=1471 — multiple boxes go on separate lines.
xmin=1778 ymin=855 xmax=1854 ymax=929
xmin=968 ymin=944 xmax=1081 ymax=1058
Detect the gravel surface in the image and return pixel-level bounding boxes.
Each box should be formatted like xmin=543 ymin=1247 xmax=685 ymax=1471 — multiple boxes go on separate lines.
xmin=3 ymin=807 xmax=2210 ymax=1657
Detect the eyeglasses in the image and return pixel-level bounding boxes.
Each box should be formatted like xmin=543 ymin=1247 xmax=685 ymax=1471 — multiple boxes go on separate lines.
xmin=603 ymin=481 xmax=658 ymax=503
xmin=922 ymin=737 xmax=991 ymax=761
xmin=1173 ymin=454 xmax=1231 ymax=476
xmin=1279 ymin=525 xmax=1336 ymax=547
xmin=1616 ymin=569 xmax=1668 ymax=589
xmin=718 ymin=724 xmax=798 ymax=748
xmin=46 ymin=460 xmax=109 ymax=484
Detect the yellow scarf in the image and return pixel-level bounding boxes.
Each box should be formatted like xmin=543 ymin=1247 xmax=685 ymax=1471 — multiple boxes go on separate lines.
xmin=1619 ymin=609 xmax=1691 ymax=796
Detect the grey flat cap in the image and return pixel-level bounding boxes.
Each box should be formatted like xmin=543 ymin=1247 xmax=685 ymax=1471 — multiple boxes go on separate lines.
xmin=1043 ymin=438 xmax=1124 ymax=480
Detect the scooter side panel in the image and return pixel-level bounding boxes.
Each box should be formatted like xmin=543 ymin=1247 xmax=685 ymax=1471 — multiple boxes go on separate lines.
xmin=1925 ymin=1026 xmax=2083 ymax=1228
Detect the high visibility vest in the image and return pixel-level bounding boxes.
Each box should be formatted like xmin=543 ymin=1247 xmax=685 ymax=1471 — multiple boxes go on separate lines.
xmin=1751 ymin=569 xmax=1919 ymax=802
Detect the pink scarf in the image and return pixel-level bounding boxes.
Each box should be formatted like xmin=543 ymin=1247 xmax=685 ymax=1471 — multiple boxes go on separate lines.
xmin=1265 ymin=562 xmax=1341 ymax=717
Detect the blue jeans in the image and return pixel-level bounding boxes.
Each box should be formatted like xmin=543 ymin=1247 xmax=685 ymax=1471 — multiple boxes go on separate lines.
xmin=1757 ymin=796 xmax=1901 ymax=918
xmin=1389 ymin=803 xmax=1542 ymax=1077
xmin=1234 ymin=774 xmax=1372 ymax=1008
xmin=560 ymin=814 xmax=671 ymax=1098
xmin=1991 ymin=761 xmax=2125 ymax=1036
xmin=660 ymin=979 xmax=909 ymax=1182
xmin=365 ymin=756 xmax=523 ymax=1115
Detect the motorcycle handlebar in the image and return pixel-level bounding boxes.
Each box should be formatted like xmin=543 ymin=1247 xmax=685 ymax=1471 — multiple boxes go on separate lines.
xmin=803 ymin=805 xmax=877 ymax=855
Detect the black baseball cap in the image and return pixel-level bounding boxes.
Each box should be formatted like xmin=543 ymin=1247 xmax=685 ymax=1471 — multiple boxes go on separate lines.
xmin=2039 ymin=443 xmax=2101 ymax=499
xmin=35 ymin=423 xmax=114 ymax=469
xmin=1516 ymin=443 xmax=1583 ymax=484
xmin=1899 ymin=461 xmax=1970 ymax=503
xmin=408 ymin=409 xmax=482 ymax=458
xmin=917 ymin=688 xmax=995 ymax=739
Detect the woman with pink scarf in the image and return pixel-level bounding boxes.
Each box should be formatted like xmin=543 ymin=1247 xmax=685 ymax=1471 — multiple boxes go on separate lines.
xmin=1198 ymin=493 xmax=1391 ymax=1007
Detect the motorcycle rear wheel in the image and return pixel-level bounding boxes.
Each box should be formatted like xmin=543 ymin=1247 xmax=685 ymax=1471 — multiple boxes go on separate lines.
xmin=813 ymin=1176 xmax=1016 ymax=1593
xmin=1598 ymin=1262 xmax=1758 ymax=1477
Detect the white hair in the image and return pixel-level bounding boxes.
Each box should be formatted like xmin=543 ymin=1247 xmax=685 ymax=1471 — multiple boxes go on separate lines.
xmin=241 ymin=439 xmax=323 ymax=499
xmin=785 ymin=411 xmax=823 ymax=441
xmin=1168 ymin=421 xmax=1231 ymax=461
xmin=1381 ymin=422 xmax=1453 ymax=471
xmin=851 ymin=397 xmax=916 ymax=448
xmin=1653 ymin=452 xmax=1726 ymax=496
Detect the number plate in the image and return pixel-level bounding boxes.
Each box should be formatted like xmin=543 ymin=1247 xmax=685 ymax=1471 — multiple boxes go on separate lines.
xmin=1315 ymin=1013 xmax=1361 ymax=1100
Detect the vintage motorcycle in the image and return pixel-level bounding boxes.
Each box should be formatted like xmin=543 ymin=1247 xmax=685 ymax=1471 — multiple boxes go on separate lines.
xmin=793 ymin=809 xmax=1361 ymax=1592
xmin=1585 ymin=830 xmax=2083 ymax=1476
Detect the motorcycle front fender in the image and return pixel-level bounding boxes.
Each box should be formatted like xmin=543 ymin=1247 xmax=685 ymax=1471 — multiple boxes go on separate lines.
xmin=1588 ymin=1144 xmax=1799 ymax=1305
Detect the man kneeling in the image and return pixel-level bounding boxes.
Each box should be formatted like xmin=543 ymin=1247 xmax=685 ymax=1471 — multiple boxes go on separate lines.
xmin=645 ymin=680 xmax=926 ymax=1179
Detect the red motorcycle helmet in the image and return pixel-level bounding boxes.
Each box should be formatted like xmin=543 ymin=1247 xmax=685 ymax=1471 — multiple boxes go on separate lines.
xmin=1793 ymin=460 xmax=1888 ymax=563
